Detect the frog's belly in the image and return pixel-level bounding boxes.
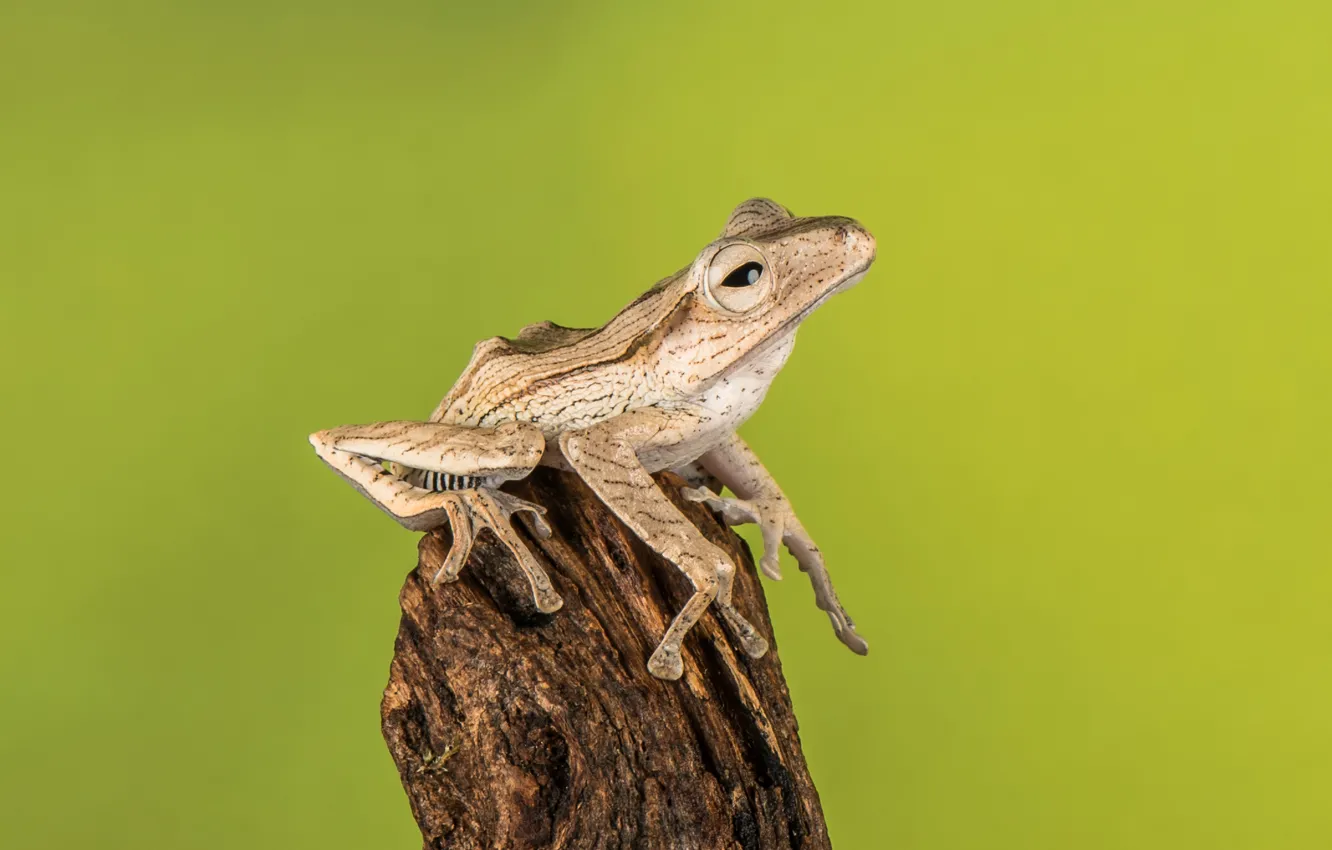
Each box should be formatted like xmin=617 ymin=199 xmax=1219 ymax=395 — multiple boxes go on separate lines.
xmin=639 ymin=334 xmax=794 ymax=472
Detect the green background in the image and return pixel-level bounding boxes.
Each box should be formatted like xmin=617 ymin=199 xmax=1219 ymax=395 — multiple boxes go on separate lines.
xmin=2 ymin=1 xmax=1329 ymax=847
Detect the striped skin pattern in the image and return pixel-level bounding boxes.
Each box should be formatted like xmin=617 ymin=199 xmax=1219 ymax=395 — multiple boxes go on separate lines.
xmin=310 ymin=198 xmax=876 ymax=680
xmin=415 ymin=471 xmax=481 ymax=492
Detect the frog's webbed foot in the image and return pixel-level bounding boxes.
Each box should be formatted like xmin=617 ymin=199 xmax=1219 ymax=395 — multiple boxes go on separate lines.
xmin=309 ymin=421 xmax=562 ymax=614
xmin=447 ymin=489 xmax=563 ymax=614
xmin=683 ymin=485 xmax=868 ymax=655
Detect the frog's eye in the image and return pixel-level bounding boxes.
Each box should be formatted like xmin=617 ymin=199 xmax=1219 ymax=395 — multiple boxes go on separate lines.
xmin=721 ymin=262 xmax=764 ymax=288
xmin=704 ymin=243 xmax=771 ymax=314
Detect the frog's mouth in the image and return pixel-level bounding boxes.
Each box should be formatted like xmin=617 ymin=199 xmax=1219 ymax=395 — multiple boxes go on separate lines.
xmin=833 ymin=266 xmax=871 ymax=294
xmin=780 ymin=259 xmax=872 ymax=332
xmin=727 ymin=258 xmax=873 ymax=373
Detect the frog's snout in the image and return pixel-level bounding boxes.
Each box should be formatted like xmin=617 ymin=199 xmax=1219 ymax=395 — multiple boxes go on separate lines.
xmin=834 ymin=221 xmax=876 ymax=266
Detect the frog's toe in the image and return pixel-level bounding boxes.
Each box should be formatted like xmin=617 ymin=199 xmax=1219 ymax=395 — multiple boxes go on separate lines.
xmin=716 ymin=602 xmax=769 ymax=659
xmin=833 ymin=619 xmax=869 ymax=655
xmin=488 ymin=489 xmax=554 ymax=539
xmin=430 ymin=494 xmax=475 ymax=584
xmin=647 ymin=643 xmax=684 ymax=681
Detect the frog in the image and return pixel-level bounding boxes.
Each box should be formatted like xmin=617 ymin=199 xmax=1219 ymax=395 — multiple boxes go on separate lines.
xmin=309 ymin=198 xmax=875 ymax=680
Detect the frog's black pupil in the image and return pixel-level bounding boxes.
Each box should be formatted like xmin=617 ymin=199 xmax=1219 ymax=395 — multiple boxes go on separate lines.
xmin=721 ymin=262 xmax=764 ymax=288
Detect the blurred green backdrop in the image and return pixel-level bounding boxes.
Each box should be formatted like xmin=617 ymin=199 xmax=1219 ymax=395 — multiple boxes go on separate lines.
xmin=2 ymin=1 xmax=1330 ymax=847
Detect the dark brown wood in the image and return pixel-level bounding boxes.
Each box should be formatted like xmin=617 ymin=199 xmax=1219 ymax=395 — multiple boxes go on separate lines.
xmin=381 ymin=467 xmax=831 ymax=850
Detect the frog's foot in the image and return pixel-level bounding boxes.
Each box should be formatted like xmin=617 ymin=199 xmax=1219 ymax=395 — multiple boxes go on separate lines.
xmin=375 ymin=485 xmax=562 ymax=614
xmin=460 ymin=488 xmax=563 ymax=614
xmin=682 ymin=486 xmax=784 ymax=580
xmin=308 ymin=423 xmax=561 ymax=613
xmin=643 ymin=560 xmax=768 ymax=681
xmin=398 ymin=486 xmax=563 ymax=614
xmin=683 ymin=485 xmax=868 ymax=655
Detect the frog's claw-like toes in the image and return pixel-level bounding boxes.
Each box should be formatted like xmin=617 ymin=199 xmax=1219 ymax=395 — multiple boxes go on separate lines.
xmin=465 ymin=490 xmax=563 ymax=613
xmin=492 ymin=490 xmax=554 ymax=539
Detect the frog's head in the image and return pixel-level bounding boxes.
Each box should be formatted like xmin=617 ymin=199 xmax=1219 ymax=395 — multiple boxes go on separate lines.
xmin=664 ymin=198 xmax=876 ymax=386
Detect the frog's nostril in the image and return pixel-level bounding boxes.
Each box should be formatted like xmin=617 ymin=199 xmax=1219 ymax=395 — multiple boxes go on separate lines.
xmin=835 ymin=223 xmax=876 ymax=260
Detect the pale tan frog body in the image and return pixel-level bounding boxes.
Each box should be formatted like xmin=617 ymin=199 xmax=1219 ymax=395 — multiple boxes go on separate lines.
xmin=310 ymin=199 xmax=875 ymax=680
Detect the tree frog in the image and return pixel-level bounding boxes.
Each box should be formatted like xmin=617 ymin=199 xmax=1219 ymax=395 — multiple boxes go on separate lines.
xmin=310 ymin=199 xmax=875 ymax=680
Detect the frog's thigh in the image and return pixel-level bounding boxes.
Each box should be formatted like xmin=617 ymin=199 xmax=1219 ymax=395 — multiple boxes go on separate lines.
xmin=311 ymin=420 xmax=544 ymax=478
xmin=308 ymin=420 xmax=543 ymax=532
xmin=559 ymin=411 xmax=767 ymax=679
xmin=308 ymin=438 xmax=453 ymax=530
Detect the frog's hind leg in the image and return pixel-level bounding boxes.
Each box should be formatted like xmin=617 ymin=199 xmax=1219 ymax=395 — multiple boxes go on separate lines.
xmin=308 ymin=420 xmax=562 ymax=612
xmin=313 ymin=420 xmax=545 ymax=482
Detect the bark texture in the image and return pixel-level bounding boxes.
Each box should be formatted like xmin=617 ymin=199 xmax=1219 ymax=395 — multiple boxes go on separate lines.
xmin=381 ymin=467 xmax=830 ymax=850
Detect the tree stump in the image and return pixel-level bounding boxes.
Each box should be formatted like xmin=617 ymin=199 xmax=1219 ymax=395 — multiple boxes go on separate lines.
xmin=380 ymin=467 xmax=831 ymax=850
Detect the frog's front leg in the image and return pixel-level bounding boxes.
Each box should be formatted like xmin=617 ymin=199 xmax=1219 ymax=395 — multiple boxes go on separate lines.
xmin=308 ymin=420 xmax=563 ymax=613
xmin=683 ymin=433 xmax=869 ymax=655
xmin=558 ymin=409 xmax=769 ymax=680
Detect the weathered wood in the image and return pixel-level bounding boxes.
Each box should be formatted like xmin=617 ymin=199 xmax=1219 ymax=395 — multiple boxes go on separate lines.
xmin=381 ymin=467 xmax=831 ymax=850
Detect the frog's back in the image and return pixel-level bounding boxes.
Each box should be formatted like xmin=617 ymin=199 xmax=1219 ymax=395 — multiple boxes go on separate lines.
xmin=430 ymin=275 xmax=692 ymax=430
xmin=430 ymin=323 xmax=596 ymax=425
